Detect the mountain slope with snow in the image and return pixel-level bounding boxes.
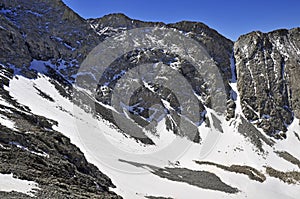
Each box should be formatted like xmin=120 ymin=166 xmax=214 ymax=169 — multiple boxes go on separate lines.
xmin=0 ymin=0 xmax=300 ymax=198
xmin=2 ymin=61 xmax=300 ymax=198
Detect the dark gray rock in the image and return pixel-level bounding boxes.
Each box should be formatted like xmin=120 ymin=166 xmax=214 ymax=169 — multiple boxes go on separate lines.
xmin=237 ymin=117 xmax=275 ymax=153
xmin=119 ymin=159 xmax=239 ymax=194
xmin=234 ymin=28 xmax=300 ymax=137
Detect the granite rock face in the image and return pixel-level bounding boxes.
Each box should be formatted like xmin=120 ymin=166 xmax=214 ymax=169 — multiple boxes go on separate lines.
xmin=234 ymin=28 xmax=300 ymax=137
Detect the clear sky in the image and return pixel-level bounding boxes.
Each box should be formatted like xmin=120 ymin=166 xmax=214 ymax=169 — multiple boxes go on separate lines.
xmin=62 ymin=0 xmax=300 ymax=41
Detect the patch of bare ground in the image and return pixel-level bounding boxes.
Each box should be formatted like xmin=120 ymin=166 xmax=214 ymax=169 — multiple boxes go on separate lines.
xmin=194 ymin=161 xmax=266 ymax=182
xmin=265 ymin=167 xmax=300 ymax=184
xmin=275 ymin=151 xmax=300 ymax=169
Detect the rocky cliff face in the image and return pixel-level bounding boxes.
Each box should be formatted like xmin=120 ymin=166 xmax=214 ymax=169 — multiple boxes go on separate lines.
xmin=234 ymin=28 xmax=300 ymax=137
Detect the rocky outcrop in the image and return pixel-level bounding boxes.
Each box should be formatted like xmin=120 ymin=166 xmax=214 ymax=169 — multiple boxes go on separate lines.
xmin=167 ymin=21 xmax=234 ymax=120
xmin=234 ymin=28 xmax=300 ymax=137
xmin=0 ymin=0 xmax=101 ymax=78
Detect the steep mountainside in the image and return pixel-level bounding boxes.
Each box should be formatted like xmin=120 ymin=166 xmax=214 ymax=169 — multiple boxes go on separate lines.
xmin=0 ymin=0 xmax=300 ymax=198
xmin=235 ymin=29 xmax=300 ymax=137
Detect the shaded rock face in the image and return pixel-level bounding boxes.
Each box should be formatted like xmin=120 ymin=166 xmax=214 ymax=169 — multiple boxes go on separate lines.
xmin=95 ymin=48 xmax=208 ymax=143
xmin=89 ymin=14 xmax=233 ymax=77
xmin=167 ymin=22 xmax=235 ymax=120
xmin=167 ymin=21 xmax=234 ymax=82
xmin=89 ymin=14 xmax=234 ymax=84
xmin=234 ymin=28 xmax=300 ymax=137
xmin=0 ymin=0 xmax=101 ymax=78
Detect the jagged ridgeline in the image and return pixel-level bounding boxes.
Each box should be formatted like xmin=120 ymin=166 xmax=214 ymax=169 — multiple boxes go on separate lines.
xmin=2 ymin=0 xmax=300 ymax=139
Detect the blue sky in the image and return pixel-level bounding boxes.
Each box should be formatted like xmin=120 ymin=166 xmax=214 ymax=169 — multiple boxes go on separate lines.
xmin=63 ymin=0 xmax=300 ymax=41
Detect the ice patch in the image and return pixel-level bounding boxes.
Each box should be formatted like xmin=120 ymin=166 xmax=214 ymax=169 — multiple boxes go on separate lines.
xmin=0 ymin=8 xmax=13 ymax=14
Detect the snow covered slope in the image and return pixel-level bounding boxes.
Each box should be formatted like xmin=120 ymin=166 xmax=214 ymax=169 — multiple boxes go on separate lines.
xmin=2 ymin=66 xmax=299 ymax=198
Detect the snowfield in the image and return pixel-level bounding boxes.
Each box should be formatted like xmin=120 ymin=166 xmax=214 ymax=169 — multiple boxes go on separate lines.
xmin=3 ymin=73 xmax=300 ymax=199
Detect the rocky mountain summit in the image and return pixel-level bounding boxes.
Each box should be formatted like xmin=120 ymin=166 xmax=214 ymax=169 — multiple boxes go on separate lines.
xmin=0 ymin=0 xmax=300 ymax=198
